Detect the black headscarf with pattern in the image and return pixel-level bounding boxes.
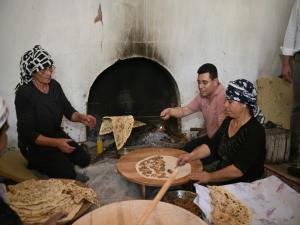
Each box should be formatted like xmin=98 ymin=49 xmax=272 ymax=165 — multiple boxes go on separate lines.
xmin=16 ymin=45 xmax=54 ymax=90
xmin=226 ymin=79 xmax=265 ymax=124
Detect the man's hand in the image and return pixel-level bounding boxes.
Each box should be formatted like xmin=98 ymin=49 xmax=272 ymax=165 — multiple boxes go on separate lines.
xmin=80 ymin=114 xmax=96 ymax=129
xmin=177 ymin=153 xmax=192 ymax=166
xmin=282 ymin=63 xmax=293 ymax=82
xmin=56 ymin=138 xmax=75 ymax=153
xmin=43 ymin=212 xmax=68 ymax=225
xmin=189 ymin=171 xmax=211 ymax=184
xmin=281 ymin=55 xmax=293 ymax=83
xmin=160 ymin=108 xmax=172 ymax=120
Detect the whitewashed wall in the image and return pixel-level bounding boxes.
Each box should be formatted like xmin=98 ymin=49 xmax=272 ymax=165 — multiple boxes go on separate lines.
xmin=0 ymin=0 xmax=294 ymax=147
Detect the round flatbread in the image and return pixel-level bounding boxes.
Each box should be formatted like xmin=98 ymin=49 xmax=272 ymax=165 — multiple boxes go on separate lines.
xmin=135 ymin=155 xmax=191 ymax=180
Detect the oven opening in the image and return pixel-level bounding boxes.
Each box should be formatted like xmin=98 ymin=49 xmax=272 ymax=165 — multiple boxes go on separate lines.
xmin=87 ymin=57 xmax=186 ymax=156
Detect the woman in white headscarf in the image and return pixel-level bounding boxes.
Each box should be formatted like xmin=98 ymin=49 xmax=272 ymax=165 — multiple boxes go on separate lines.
xmin=0 ymin=97 xmax=9 ymax=151
xmin=178 ymin=79 xmax=266 ymax=184
xmin=15 ymin=45 xmax=96 ymax=181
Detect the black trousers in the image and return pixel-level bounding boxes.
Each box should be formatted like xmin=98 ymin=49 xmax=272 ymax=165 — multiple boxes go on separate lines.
xmin=21 ymin=131 xmax=90 ymax=179
xmin=27 ymin=144 xmax=90 ymax=179
xmin=0 ymin=198 xmax=22 ymax=225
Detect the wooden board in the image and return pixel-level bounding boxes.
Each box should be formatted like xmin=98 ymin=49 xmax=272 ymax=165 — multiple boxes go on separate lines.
xmin=116 ymin=147 xmax=202 ymax=187
xmin=72 ymin=200 xmax=207 ymax=225
xmin=265 ymin=128 xmax=290 ymax=163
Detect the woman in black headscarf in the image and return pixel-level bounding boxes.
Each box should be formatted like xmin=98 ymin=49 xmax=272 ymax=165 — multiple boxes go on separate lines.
xmin=0 ymin=96 xmax=67 ymax=225
xmin=15 ymin=45 xmax=96 ymax=181
xmin=178 ymin=79 xmax=266 ymax=184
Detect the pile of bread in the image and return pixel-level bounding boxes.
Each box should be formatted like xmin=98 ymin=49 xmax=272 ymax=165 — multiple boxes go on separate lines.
xmin=209 ymin=186 xmax=252 ymax=225
xmin=6 ymin=179 xmax=99 ymax=224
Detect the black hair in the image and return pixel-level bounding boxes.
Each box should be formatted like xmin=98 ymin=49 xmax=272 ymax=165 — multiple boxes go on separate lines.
xmin=197 ymin=63 xmax=218 ymax=80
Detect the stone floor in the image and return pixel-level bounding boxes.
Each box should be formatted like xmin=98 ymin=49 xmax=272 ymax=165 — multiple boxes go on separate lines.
xmin=76 ymin=157 xmax=142 ymax=207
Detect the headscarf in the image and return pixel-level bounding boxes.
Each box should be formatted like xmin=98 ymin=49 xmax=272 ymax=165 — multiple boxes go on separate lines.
xmin=16 ymin=45 xmax=54 ymax=90
xmin=0 ymin=96 xmax=9 ymax=129
xmin=226 ymin=79 xmax=265 ymax=124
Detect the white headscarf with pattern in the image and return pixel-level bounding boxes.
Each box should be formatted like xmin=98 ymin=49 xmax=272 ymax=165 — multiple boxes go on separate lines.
xmin=0 ymin=96 xmax=9 ymax=129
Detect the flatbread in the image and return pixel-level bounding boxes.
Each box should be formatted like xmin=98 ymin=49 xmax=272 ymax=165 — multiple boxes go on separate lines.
xmin=6 ymin=179 xmax=99 ymax=225
xmin=99 ymin=118 xmax=112 ymax=135
xmin=99 ymin=117 xmax=145 ymax=135
xmin=209 ymin=186 xmax=252 ymax=225
xmin=111 ymin=115 xmax=134 ymax=150
xmin=102 ymin=116 xmax=135 ymax=150
xmin=136 ymin=155 xmax=191 ymax=180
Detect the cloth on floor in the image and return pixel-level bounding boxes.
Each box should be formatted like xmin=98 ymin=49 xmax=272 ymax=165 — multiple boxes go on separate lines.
xmin=194 ymin=175 xmax=300 ymax=225
xmin=0 ymin=151 xmax=44 ymax=182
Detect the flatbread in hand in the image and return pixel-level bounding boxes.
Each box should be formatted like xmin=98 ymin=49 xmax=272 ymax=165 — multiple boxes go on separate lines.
xmin=136 ymin=155 xmax=191 ymax=180
xmin=209 ymin=186 xmax=252 ymax=225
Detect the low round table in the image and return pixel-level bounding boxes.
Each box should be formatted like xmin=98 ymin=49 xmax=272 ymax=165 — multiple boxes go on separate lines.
xmin=116 ymin=147 xmax=202 ymax=197
xmin=72 ymin=200 xmax=207 ymax=225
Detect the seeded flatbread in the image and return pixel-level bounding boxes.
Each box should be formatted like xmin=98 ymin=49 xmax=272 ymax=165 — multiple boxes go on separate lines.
xmin=99 ymin=117 xmax=145 ymax=135
xmin=136 ymin=155 xmax=191 ymax=180
xmin=106 ymin=115 xmax=134 ymax=150
xmin=209 ymin=186 xmax=252 ymax=225
xmin=99 ymin=118 xmax=112 ymax=135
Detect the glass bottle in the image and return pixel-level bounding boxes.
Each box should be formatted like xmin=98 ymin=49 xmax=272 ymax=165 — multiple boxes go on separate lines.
xmin=96 ymin=136 xmax=103 ymax=155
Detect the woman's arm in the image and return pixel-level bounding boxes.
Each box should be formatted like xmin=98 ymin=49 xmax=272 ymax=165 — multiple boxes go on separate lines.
xmin=177 ymin=144 xmax=211 ymax=166
xmin=54 ymin=81 xmax=96 ymax=129
xmin=190 ymin=164 xmax=243 ymax=184
xmin=15 ymin=92 xmax=39 ymax=145
xmin=71 ymin=112 xmax=96 ymax=129
xmin=35 ymin=135 xmax=75 ymax=153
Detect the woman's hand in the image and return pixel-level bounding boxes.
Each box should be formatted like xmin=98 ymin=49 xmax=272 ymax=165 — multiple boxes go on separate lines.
xmin=43 ymin=212 xmax=67 ymax=225
xmin=55 ymin=138 xmax=75 ymax=153
xmin=71 ymin=112 xmax=96 ymax=129
xmin=189 ymin=171 xmax=211 ymax=184
xmin=79 ymin=114 xmax=96 ymax=129
xmin=177 ymin=153 xmax=192 ymax=166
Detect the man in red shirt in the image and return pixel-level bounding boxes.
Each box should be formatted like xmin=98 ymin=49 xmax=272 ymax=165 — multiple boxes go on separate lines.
xmin=160 ymin=63 xmax=226 ymax=152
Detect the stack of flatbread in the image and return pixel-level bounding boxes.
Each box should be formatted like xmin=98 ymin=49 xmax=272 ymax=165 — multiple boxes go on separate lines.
xmin=99 ymin=115 xmax=145 ymax=150
xmin=6 ymin=179 xmax=99 ymax=225
xmin=209 ymin=186 xmax=252 ymax=225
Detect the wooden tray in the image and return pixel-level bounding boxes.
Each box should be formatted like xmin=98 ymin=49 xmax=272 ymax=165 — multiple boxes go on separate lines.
xmin=72 ymin=200 xmax=207 ymax=225
xmin=116 ymin=147 xmax=202 ymax=187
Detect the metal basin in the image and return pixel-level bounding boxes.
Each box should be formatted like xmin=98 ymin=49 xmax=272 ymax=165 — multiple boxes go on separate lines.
xmin=162 ymin=190 xmax=203 ymax=218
